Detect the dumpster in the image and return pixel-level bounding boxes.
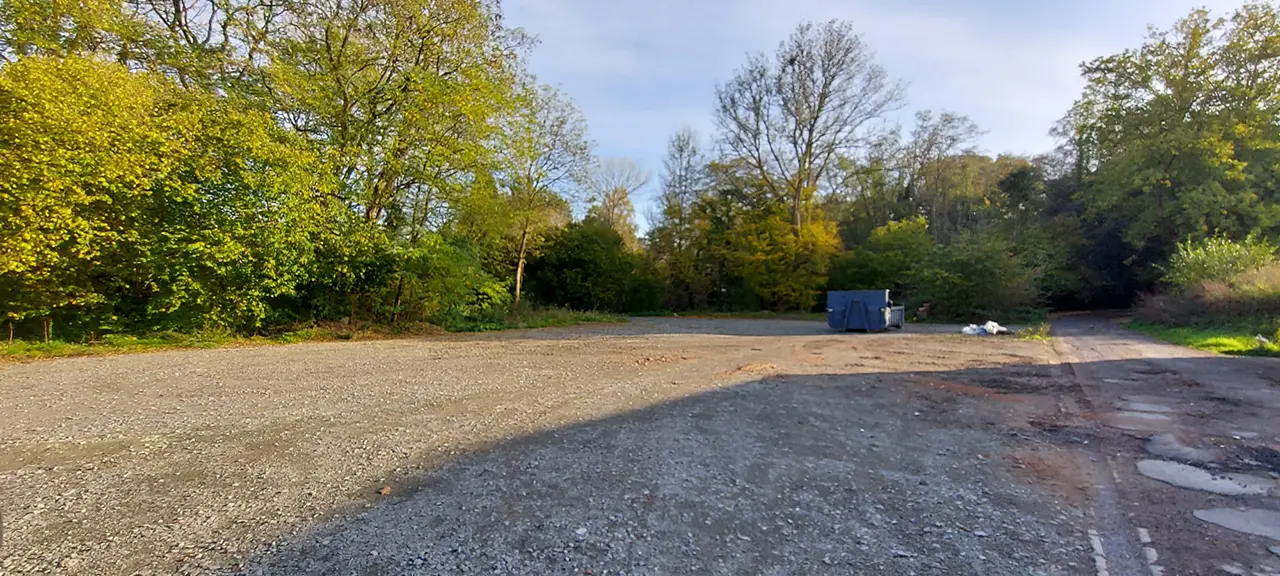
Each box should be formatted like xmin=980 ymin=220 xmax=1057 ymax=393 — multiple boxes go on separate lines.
xmin=826 ymin=290 xmax=906 ymax=332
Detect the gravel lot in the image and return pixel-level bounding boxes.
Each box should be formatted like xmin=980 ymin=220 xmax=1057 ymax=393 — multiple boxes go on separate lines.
xmin=3 ymin=319 xmax=1108 ymax=574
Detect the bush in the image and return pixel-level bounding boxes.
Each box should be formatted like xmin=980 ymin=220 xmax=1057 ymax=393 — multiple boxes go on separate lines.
xmin=828 ymin=217 xmax=933 ymax=296
xmin=916 ymin=231 xmax=1040 ymax=321
xmin=526 ymin=220 xmax=661 ymax=313
xmin=1136 ymin=261 xmax=1280 ymax=326
xmin=1161 ymin=234 xmax=1276 ymax=293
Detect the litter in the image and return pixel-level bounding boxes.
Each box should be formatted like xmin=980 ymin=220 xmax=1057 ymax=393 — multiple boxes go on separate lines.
xmin=962 ymin=321 xmax=1011 ymax=336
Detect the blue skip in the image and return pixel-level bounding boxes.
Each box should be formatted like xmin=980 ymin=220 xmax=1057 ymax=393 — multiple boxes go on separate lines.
xmin=826 ymin=290 xmax=906 ymax=332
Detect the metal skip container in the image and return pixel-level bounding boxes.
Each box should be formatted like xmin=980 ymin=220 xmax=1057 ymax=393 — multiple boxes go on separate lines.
xmin=826 ymin=290 xmax=906 ymax=332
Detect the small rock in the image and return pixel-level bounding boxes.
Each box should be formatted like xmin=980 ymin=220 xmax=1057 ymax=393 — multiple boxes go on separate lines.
xmin=974 ymin=531 xmax=989 ymax=537
xmin=1269 ymin=545 xmax=1280 ymax=557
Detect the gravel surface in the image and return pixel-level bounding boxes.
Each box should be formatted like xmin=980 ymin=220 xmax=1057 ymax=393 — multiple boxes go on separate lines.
xmin=1 ymin=319 xmax=1101 ymax=575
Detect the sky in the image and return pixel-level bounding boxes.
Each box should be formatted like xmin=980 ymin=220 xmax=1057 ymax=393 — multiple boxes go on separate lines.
xmin=504 ymin=0 xmax=1243 ymax=229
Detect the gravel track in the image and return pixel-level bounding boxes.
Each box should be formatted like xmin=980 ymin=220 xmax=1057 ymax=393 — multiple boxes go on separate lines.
xmin=1 ymin=319 xmax=1097 ymax=575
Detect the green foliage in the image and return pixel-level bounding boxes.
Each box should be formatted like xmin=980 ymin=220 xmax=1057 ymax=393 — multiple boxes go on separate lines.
xmin=1070 ymin=3 xmax=1280 ymax=283
xmin=1016 ymin=323 xmax=1053 ymax=341
xmin=10 ymin=2 xmax=1280 ymax=350
xmin=387 ymin=235 xmax=510 ymax=327
xmin=1161 ymin=234 xmax=1277 ymax=292
xmin=917 ymin=231 xmax=1040 ymax=321
xmin=828 ymin=217 xmax=933 ymax=295
xmin=434 ymin=303 xmax=625 ymax=333
xmin=727 ymin=204 xmax=840 ymax=311
xmin=0 ymin=56 xmax=325 ymax=334
xmin=526 ymin=220 xmax=660 ymax=313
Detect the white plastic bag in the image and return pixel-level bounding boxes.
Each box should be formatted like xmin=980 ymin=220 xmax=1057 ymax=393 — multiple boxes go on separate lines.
xmin=962 ymin=321 xmax=1008 ymax=336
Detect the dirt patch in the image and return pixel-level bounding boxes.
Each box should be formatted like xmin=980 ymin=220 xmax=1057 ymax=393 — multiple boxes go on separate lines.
xmin=734 ymin=362 xmax=778 ymax=374
xmin=906 ymin=376 xmax=1028 ymax=402
xmin=1006 ymin=446 xmax=1097 ymax=505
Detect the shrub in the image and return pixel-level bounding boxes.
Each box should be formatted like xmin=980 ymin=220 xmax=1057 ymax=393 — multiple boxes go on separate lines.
xmin=916 ymin=231 xmax=1040 ymax=321
xmin=526 ymin=220 xmax=661 ymax=313
xmin=1135 ymin=262 xmax=1280 ymax=326
xmin=828 ymin=217 xmax=933 ymax=296
xmin=1161 ymin=234 xmax=1276 ymax=293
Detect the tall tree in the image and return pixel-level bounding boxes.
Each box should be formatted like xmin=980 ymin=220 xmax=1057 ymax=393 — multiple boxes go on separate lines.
xmin=269 ymin=0 xmax=523 ymax=227
xmin=657 ymin=127 xmax=707 ymax=241
xmin=714 ymin=19 xmax=905 ymax=232
xmin=583 ymin=158 xmax=647 ymax=248
xmin=1068 ymin=2 xmax=1280 ymax=282
xmin=496 ymin=84 xmax=593 ymax=303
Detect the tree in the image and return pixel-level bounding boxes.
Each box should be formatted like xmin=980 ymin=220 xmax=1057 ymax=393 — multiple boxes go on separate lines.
xmin=0 ymin=56 xmax=176 ymax=339
xmin=585 ymin=188 xmax=640 ymax=250
xmin=583 ymin=159 xmax=647 ymax=249
xmin=1068 ymin=3 xmax=1280 ymax=283
xmin=269 ymin=0 xmax=523 ymax=228
xmin=527 ymin=220 xmax=657 ymax=313
xmin=0 ymin=56 xmax=328 ymax=337
xmin=495 ymin=84 xmax=593 ymax=303
xmin=647 ymin=127 xmax=710 ymax=307
xmin=715 ymin=19 xmax=905 ymax=233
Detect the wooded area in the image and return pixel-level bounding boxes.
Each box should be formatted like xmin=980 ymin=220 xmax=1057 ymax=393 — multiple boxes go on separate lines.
xmin=2 ymin=0 xmax=1279 ymax=342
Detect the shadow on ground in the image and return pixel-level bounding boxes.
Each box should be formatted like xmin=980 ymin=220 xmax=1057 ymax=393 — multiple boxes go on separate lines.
xmin=225 ymin=362 xmax=1106 ymax=576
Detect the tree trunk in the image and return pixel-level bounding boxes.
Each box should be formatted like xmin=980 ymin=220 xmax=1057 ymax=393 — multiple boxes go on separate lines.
xmin=7 ymin=320 xmax=12 ymax=345
xmin=514 ymin=228 xmax=530 ymax=304
xmin=391 ymin=276 xmax=405 ymax=324
xmin=41 ymin=317 xmax=51 ymax=344
xmin=793 ymin=193 xmax=802 ymax=233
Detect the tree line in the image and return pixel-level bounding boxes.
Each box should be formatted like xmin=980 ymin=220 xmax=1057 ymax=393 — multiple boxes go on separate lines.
xmin=2 ymin=1 xmax=1278 ymax=340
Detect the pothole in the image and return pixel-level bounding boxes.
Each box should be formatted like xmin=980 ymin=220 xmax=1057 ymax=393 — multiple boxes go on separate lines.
xmin=1103 ymin=411 xmax=1173 ymax=433
xmin=1245 ymin=446 xmax=1280 ymax=474
xmin=1138 ymin=460 xmax=1276 ymax=496
xmin=1194 ymin=508 xmax=1280 ymax=540
xmin=1115 ymin=400 xmax=1175 ymax=413
xmin=1144 ymin=433 xmax=1222 ymax=464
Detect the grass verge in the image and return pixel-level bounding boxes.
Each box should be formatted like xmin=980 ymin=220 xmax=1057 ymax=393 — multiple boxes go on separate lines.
xmin=635 ymin=310 xmax=827 ymax=322
xmin=1124 ymin=319 xmax=1280 ymax=357
xmin=441 ymin=307 xmax=627 ymax=332
xmin=1 ymin=308 xmax=627 ymax=361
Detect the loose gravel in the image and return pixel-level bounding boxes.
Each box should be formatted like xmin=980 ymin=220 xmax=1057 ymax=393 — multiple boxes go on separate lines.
xmin=2 ymin=319 xmax=1094 ymax=575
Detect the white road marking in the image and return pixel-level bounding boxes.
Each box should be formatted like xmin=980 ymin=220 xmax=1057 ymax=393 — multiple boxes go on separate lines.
xmin=1089 ymin=529 xmax=1110 ymax=576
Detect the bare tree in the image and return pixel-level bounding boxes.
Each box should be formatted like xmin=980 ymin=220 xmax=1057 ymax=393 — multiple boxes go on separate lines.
xmin=715 ymin=20 xmax=906 ymax=232
xmin=586 ymin=186 xmax=640 ymax=249
xmin=659 ymin=127 xmax=708 ymax=234
xmin=582 ymin=158 xmax=648 ymax=249
xmin=582 ymin=158 xmax=650 ymax=204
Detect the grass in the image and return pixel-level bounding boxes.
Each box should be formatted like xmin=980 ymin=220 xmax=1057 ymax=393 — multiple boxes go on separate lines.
xmin=1 ymin=308 xmax=627 ymax=361
xmin=1015 ymin=322 xmax=1053 ymax=341
xmin=443 ymin=307 xmax=627 ymax=332
xmin=1125 ymin=319 xmax=1280 ymax=357
xmin=636 ymin=310 xmax=828 ymax=322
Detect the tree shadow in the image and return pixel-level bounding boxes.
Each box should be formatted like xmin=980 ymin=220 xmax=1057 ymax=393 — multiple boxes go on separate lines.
xmin=227 ymin=363 xmax=1107 ymax=575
